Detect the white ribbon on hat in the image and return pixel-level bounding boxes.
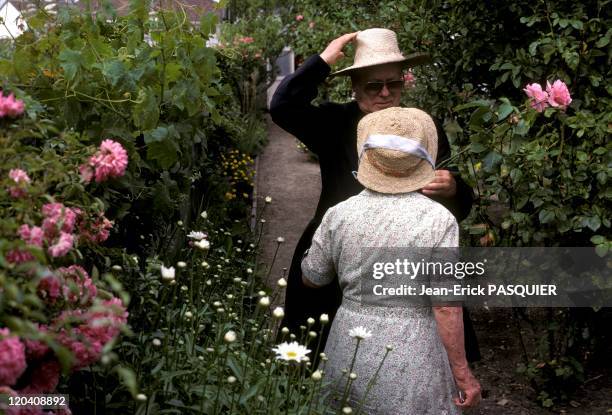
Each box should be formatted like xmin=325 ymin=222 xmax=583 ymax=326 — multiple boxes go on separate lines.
xmin=359 ymin=134 xmax=435 ymax=167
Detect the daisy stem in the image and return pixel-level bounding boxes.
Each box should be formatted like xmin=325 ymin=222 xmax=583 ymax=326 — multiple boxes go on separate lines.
xmin=294 ymin=363 xmax=305 ymax=412
xmin=213 ymin=345 xmax=230 ymax=415
xmin=313 ymin=323 xmax=326 ymax=367
xmin=263 ymin=360 xmax=275 ymax=407
xmin=285 ymin=364 xmax=294 ymax=415
xmin=265 ymin=241 xmax=281 ymax=283
xmin=338 ymin=338 xmax=361 ymax=412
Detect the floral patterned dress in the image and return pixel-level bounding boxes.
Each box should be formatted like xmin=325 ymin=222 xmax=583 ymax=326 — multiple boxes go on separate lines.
xmin=302 ymin=189 xmax=460 ymax=415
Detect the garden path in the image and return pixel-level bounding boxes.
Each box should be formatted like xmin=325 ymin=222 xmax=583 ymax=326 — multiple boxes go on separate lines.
xmin=255 ymin=115 xmax=321 ymax=304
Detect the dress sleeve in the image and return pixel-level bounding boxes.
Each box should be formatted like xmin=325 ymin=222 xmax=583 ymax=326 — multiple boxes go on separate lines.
xmin=301 ymin=209 xmax=336 ymax=287
xmin=431 ymin=117 xmax=474 ymax=222
xmin=269 ymin=54 xmax=335 ymax=155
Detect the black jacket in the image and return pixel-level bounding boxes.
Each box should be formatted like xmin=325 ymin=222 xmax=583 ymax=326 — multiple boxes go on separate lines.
xmin=270 ymin=54 xmax=473 ymax=222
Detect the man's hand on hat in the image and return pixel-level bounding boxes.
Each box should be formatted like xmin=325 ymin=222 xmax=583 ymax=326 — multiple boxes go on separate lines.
xmin=320 ymin=32 xmax=359 ymax=66
xmin=421 ymin=170 xmax=457 ymax=198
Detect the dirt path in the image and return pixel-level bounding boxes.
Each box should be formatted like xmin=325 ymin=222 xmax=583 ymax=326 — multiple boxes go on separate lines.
xmin=255 ymin=115 xmax=321 ymax=303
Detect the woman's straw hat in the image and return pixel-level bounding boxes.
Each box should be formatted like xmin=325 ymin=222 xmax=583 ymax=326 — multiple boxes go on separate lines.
xmin=356 ymin=107 xmax=438 ymax=194
xmin=332 ymin=28 xmax=430 ymax=77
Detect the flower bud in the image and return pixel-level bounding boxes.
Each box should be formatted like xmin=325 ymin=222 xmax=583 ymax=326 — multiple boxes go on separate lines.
xmin=224 ymin=330 xmax=237 ymax=343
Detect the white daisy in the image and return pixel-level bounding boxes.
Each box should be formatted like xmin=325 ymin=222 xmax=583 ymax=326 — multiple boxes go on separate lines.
xmin=160 ymin=265 xmax=175 ymax=281
xmin=349 ymin=326 xmax=372 ymax=340
xmin=187 ymin=231 xmax=207 ymax=240
xmin=272 ymin=307 xmax=284 ymax=319
xmin=194 ymin=239 xmax=210 ymax=250
xmin=272 ymin=341 xmax=311 ymax=362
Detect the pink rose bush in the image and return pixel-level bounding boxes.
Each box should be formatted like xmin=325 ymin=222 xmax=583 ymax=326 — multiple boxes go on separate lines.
xmin=2 ymin=97 xmax=128 ymax=414
xmin=79 ymin=139 xmax=128 ymax=183
xmin=523 ymin=79 xmax=572 ymax=112
xmin=0 ymin=91 xmax=25 ymax=118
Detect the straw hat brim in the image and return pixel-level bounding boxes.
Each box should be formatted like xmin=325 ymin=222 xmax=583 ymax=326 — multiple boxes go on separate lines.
xmin=331 ymin=52 xmax=431 ymax=77
xmin=355 ymin=153 xmax=435 ymax=194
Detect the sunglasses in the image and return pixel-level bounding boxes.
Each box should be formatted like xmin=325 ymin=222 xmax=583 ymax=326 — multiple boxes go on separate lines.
xmin=363 ymin=79 xmax=405 ymax=95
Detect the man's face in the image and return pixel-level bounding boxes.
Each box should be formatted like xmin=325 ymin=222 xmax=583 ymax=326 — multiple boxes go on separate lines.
xmin=352 ymin=63 xmax=404 ymax=114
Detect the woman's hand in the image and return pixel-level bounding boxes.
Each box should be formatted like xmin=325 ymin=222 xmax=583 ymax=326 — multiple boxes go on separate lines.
xmin=320 ymin=32 xmax=359 ymax=66
xmin=432 ymin=305 xmax=481 ymax=409
xmin=453 ymin=369 xmax=482 ymax=408
xmin=421 ymin=170 xmax=457 ymax=198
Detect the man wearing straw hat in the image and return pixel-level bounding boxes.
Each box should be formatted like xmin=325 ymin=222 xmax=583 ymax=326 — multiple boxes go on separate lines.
xmin=270 ymin=28 xmax=480 ymax=362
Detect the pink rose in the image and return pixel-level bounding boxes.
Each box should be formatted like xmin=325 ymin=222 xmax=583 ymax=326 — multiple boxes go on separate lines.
xmin=9 ymin=169 xmax=30 ymax=184
xmin=295 ymin=14 xmax=304 ymax=21
xmin=47 ymin=232 xmax=74 ymax=258
xmin=37 ymin=274 xmax=62 ymax=303
xmin=41 ymin=203 xmax=78 ymax=239
xmin=309 ymin=21 xmax=315 ymax=29
xmin=523 ymin=82 xmax=549 ymax=112
xmin=21 ymin=359 xmax=60 ymax=394
xmin=57 ymin=265 xmax=97 ymax=305
xmin=403 ymin=71 xmax=416 ymax=88
xmin=54 ymin=298 xmax=127 ymax=370
xmin=86 ymin=140 xmax=129 ymax=183
xmin=19 ymin=225 xmax=44 ymax=247
xmin=78 ymin=164 xmax=94 ymax=183
xmin=79 ymin=213 xmax=113 ymax=244
xmin=546 ymin=80 xmax=572 ymax=109
xmin=24 ymin=325 xmax=50 ymax=361
xmin=0 ymin=328 xmax=27 ymax=386
xmin=0 ymin=91 xmax=25 ymax=118
xmin=6 ymin=249 xmax=35 ymax=264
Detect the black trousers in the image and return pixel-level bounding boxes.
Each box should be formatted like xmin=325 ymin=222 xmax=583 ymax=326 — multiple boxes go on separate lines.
xmin=280 ymin=219 xmax=481 ymax=363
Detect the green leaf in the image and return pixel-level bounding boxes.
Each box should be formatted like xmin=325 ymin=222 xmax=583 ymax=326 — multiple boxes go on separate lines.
xmin=132 ymin=87 xmax=159 ymax=130
xmin=590 ymin=235 xmax=605 ymax=245
xmin=595 ymin=245 xmax=608 ymax=257
xmin=200 ymin=13 xmax=218 ymax=35
xmin=586 ymin=216 xmax=601 ymax=231
xmin=116 ymin=366 xmax=139 ymax=397
xmin=59 ymin=49 xmax=84 ymax=82
xmin=144 ymin=125 xmax=179 ymax=144
xmin=497 ymin=102 xmax=514 ymax=121
xmin=483 ymin=151 xmax=502 ymax=171
xmin=101 ymin=60 xmax=128 ymax=87
xmin=147 ymin=140 xmax=179 ymax=169
xmin=470 ymin=142 xmax=488 ymax=153
xmin=539 ymin=210 xmax=555 ymax=224
xmin=164 ymin=62 xmax=183 ymax=84
xmin=454 ymin=99 xmax=491 ymax=111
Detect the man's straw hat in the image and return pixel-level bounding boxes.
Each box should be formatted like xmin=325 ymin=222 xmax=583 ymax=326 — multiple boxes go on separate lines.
xmin=332 ymin=28 xmax=430 ymax=77
xmin=356 ymin=107 xmax=438 ymax=194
